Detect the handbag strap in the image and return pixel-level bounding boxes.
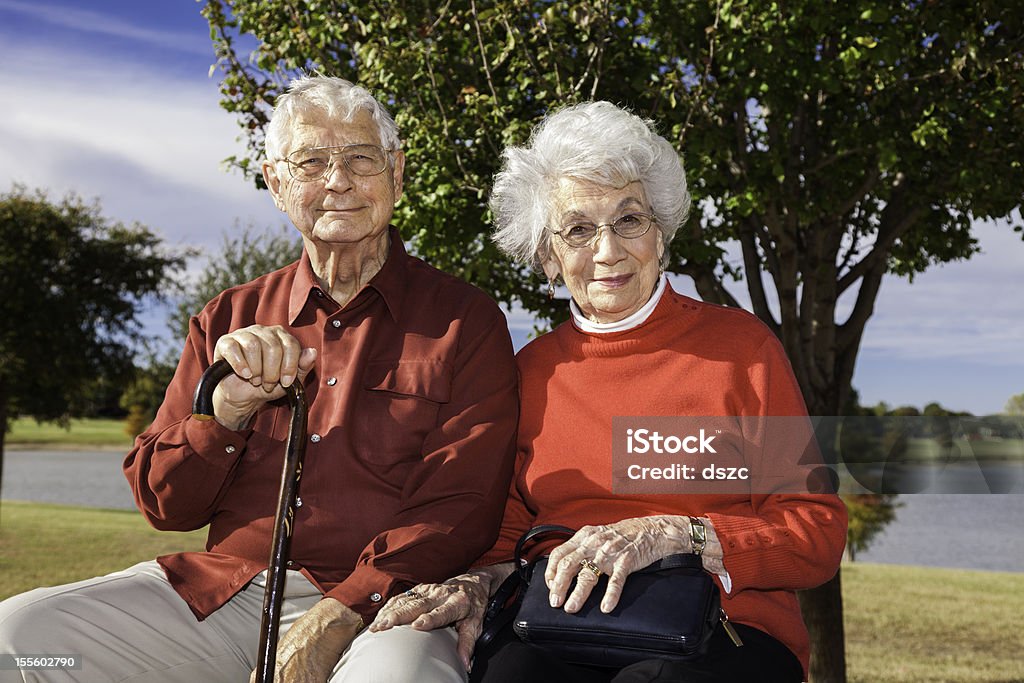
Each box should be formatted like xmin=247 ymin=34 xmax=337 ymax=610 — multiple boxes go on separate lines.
xmin=640 ymin=553 xmax=705 ymax=572
xmin=514 ymin=525 xmax=575 ymax=581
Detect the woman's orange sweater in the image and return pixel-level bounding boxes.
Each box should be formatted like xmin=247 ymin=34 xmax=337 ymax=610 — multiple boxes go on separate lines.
xmin=478 ymin=285 xmax=847 ymax=675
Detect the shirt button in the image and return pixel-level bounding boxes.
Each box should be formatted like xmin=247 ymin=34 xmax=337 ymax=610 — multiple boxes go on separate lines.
xmin=310 ymin=434 xmax=321 ymax=443
xmin=225 ymin=445 xmax=236 ymax=454
xmin=370 ymin=593 xmax=383 ymax=603
xmin=331 ymin=320 xmax=342 ymax=328
xmin=326 ymin=377 xmax=337 ymax=386
xmin=295 ymin=497 xmax=303 ymax=508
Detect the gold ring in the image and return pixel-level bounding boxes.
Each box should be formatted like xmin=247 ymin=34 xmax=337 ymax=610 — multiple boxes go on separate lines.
xmin=579 ymin=559 xmax=603 ymax=578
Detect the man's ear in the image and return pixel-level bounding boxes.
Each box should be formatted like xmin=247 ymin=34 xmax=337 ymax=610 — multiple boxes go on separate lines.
xmin=390 ymin=150 xmax=406 ymax=203
xmin=262 ymin=161 xmax=286 ymax=211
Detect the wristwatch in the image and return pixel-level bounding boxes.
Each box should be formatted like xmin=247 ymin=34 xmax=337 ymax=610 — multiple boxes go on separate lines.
xmin=689 ymin=516 xmax=707 ymax=556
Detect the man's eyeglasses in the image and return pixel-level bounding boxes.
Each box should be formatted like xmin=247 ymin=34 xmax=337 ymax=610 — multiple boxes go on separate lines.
xmin=282 ymin=144 xmax=392 ymax=182
xmin=549 ymin=213 xmax=656 ymax=249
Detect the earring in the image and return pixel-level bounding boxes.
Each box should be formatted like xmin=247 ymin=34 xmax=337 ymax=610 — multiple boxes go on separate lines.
xmin=547 ymin=279 xmax=555 ymax=300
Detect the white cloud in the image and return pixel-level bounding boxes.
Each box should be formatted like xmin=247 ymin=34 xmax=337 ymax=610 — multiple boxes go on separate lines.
xmin=0 ymin=39 xmax=283 ymax=248
xmin=858 ymin=218 xmax=1024 ymax=366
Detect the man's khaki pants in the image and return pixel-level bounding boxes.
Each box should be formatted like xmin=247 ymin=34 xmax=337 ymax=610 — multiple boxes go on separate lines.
xmin=0 ymin=561 xmax=465 ymax=683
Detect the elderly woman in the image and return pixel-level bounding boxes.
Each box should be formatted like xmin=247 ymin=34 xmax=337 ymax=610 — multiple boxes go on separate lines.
xmin=370 ymin=102 xmax=847 ymax=683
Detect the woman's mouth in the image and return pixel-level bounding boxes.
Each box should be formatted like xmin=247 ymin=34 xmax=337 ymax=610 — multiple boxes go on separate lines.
xmin=592 ymin=274 xmax=633 ymax=288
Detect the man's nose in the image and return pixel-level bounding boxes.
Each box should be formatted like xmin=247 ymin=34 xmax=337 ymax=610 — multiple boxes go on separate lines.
xmin=323 ymin=157 xmax=355 ymax=190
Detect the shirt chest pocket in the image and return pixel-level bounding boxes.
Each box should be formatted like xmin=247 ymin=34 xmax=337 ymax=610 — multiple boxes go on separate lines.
xmin=357 ymin=359 xmax=453 ymax=465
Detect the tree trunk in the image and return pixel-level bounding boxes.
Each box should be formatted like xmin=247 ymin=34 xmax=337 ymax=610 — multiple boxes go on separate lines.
xmin=783 ymin=319 xmax=850 ymax=682
xmin=0 ymin=382 xmax=7 ymax=527
xmin=800 ymin=573 xmax=847 ymax=682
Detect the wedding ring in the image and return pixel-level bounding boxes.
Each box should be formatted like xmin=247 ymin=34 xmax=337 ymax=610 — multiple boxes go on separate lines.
xmin=404 ymin=589 xmax=421 ymax=599
xmin=579 ymin=559 xmax=603 ymax=578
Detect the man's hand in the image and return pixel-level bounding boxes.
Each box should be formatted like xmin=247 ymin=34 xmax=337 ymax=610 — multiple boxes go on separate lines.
xmin=251 ymin=598 xmax=363 ymax=683
xmin=212 ymin=325 xmax=317 ymax=430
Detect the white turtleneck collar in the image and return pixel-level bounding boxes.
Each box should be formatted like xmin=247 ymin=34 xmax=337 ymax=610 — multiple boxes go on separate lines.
xmin=569 ymin=273 xmax=668 ymax=334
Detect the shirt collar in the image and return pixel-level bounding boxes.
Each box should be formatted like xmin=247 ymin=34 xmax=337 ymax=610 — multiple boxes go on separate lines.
xmin=287 ymin=226 xmax=408 ymax=325
xmin=569 ymin=273 xmax=668 ymax=334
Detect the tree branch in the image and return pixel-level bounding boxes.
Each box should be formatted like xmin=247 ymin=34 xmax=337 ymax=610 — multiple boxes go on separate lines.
xmin=470 ymin=0 xmax=506 ymax=122
xmin=738 ymin=220 xmax=779 ymax=329
xmin=678 ymin=262 xmax=742 ymax=309
xmin=679 ymin=0 xmax=721 ymax=145
xmin=837 ymin=178 xmax=925 ymax=294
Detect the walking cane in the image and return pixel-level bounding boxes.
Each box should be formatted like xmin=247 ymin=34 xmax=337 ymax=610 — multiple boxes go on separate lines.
xmin=192 ymin=359 xmax=308 ymax=683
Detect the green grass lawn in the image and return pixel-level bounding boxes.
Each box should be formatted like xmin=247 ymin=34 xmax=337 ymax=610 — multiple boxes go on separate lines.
xmin=6 ymin=416 xmax=133 ymax=449
xmin=0 ymin=501 xmax=206 ymax=597
xmin=1 ymin=501 xmax=1021 ymax=682
xmin=843 ymin=562 xmax=1024 ymax=682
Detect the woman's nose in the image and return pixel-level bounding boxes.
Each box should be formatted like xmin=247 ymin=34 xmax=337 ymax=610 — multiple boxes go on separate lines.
xmin=591 ymin=226 xmax=627 ymax=263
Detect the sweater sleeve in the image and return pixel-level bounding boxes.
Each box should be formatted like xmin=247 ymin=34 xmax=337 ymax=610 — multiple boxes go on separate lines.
xmin=709 ymin=333 xmax=847 ymax=592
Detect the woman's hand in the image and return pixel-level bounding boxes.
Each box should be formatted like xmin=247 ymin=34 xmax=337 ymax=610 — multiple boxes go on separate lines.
xmin=545 ymin=515 xmax=719 ymax=614
xmin=368 ymin=563 xmax=514 ymax=670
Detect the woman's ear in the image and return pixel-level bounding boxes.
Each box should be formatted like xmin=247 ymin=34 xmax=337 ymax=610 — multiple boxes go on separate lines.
xmin=541 ymin=254 xmax=561 ymax=282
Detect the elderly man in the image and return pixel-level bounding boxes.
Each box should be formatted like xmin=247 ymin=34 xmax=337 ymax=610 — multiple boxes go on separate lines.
xmin=0 ymin=76 xmax=518 ymax=683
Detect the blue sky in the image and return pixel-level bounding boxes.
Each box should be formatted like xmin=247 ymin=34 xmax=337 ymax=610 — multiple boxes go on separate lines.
xmin=1 ymin=0 xmax=1021 ymax=415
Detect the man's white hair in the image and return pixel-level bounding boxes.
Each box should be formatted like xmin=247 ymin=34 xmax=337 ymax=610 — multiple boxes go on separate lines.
xmin=491 ymin=101 xmax=690 ymax=270
xmin=264 ymin=75 xmax=401 ymax=161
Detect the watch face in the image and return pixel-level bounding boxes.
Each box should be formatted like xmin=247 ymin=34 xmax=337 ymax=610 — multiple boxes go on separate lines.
xmin=691 ymin=519 xmax=706 ymax=543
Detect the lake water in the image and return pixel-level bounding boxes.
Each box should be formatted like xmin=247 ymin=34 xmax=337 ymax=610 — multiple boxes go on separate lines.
xmin=2 ymin=449 xmax=1022 ymax=572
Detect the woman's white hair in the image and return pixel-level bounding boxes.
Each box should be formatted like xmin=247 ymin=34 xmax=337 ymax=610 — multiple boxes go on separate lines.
xmin=491 ymin=101 xmax=690 ymax=270
xmin=264 ymin=75 xmax=402 ymax=161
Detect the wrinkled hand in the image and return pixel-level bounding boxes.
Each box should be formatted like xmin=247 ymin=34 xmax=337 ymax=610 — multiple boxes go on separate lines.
xmin=250 ymin=598 xmax=363 ymax=683
xmin=368 ymin=563 xmax=514 ymax=670
xmin=545 ymin=516 xmax=695 ymax=615
xmin=212 ymin=324 xmax=317 ymax=430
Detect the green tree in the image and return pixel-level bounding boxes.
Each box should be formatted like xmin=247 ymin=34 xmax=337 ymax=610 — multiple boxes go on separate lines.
xmin=1005 ymin=393 xmax=1024 ymax=416
xmin=0 ymin=186 xmax=187 ymax=498
xmin=119 ymin=349 xmax=178 ymax=439
xmin=201 ymin=2 xmax=1024 ymax=679
xmin=841 ymin=494 xmax=901 ymax=562
xmin=170 ymin=223 xmax=302 ymax=342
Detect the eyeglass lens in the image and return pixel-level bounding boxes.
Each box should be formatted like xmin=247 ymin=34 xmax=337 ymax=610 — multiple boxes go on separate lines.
xmin=286 ymin=145 xmax=388 ymax=180
xmin=559 ymin=213 xmax=653 ymax=247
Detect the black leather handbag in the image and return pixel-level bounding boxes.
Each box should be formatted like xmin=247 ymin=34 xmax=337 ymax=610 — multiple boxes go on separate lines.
xmin=481 ymin=525 xmax=723 ymax=668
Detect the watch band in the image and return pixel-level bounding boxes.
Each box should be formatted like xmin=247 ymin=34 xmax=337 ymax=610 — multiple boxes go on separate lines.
xmin=689 ymin=516 xmax=707 ymax=556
